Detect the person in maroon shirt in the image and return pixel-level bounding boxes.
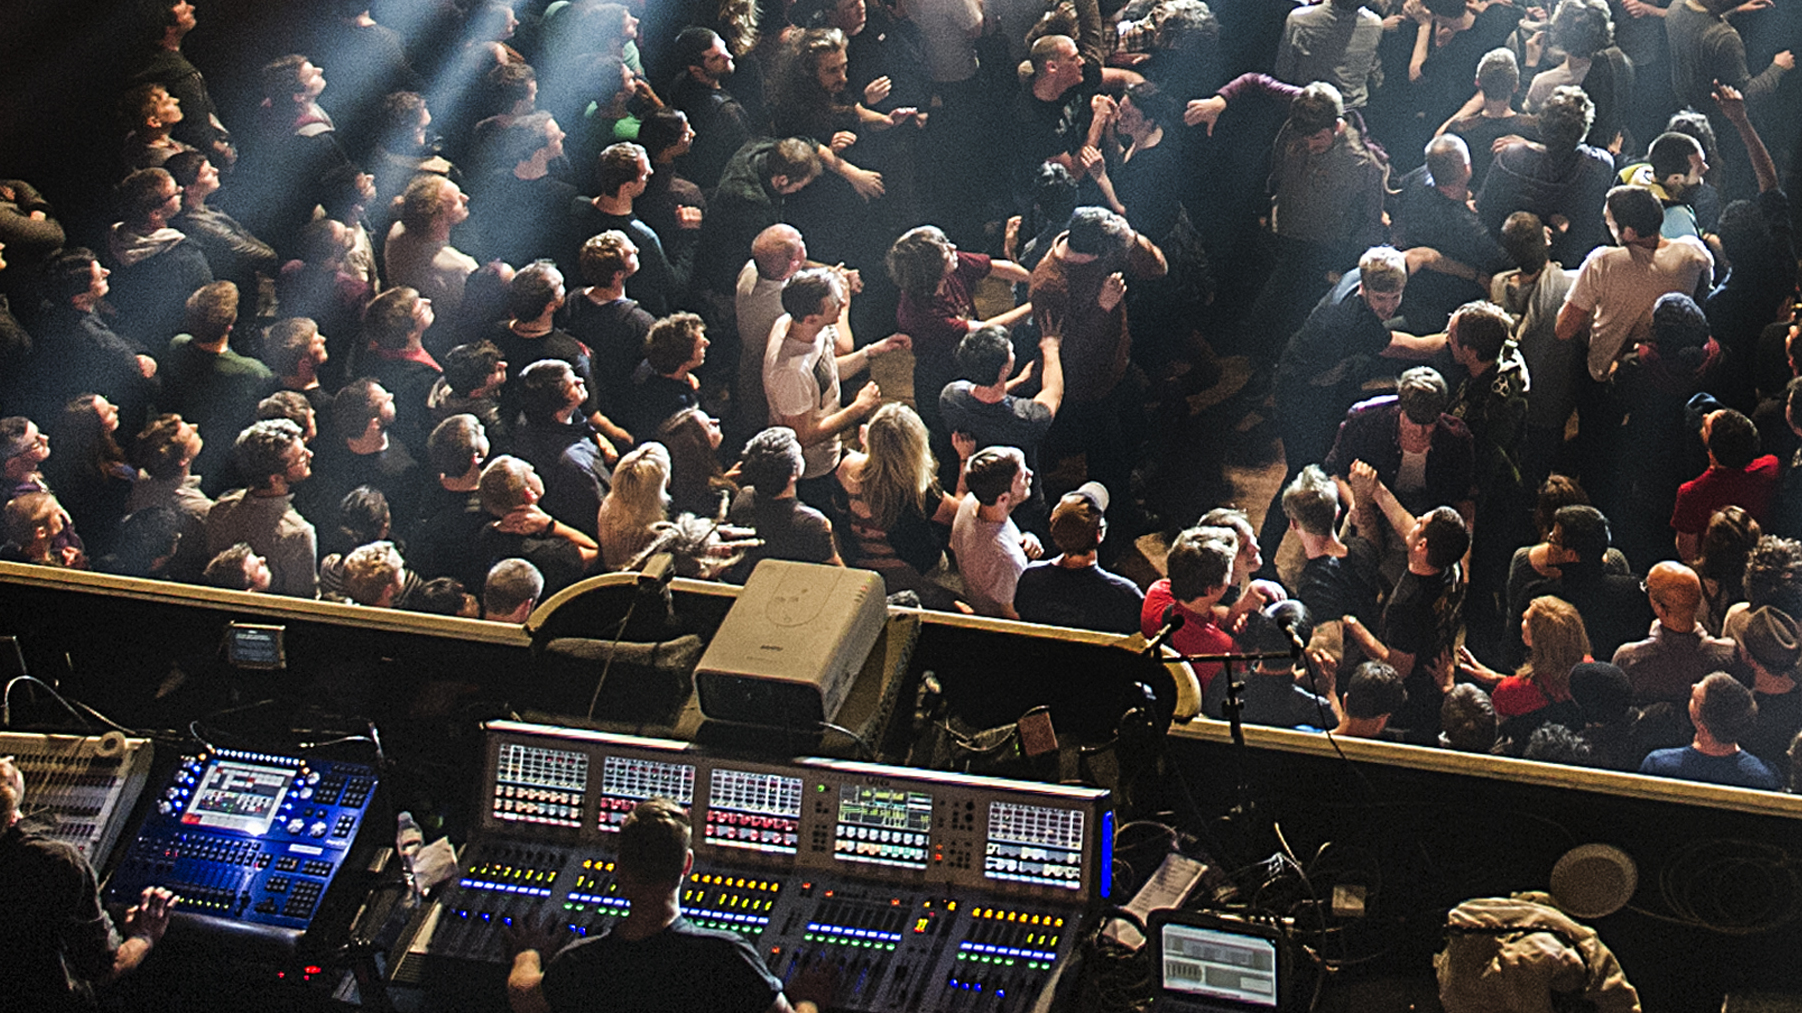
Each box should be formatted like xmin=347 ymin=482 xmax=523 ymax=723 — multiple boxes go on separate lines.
xmin=1673 ymin=407 xmax=1779 ymax=561
xmin=887 ymin=225 xmax=1032 ymax=440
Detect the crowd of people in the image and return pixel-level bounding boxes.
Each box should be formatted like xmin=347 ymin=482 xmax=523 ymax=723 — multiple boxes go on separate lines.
xmin=0 ymin=0 xmax=1800 ymax=792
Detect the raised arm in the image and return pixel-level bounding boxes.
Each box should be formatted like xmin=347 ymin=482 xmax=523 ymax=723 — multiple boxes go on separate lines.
xmin=1714 ymin=80 xmax=1778 ymax=193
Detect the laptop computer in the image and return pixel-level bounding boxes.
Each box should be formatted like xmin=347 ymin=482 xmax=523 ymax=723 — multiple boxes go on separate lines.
xmin=1148 ymin=908 xmax=1292 ymax=1013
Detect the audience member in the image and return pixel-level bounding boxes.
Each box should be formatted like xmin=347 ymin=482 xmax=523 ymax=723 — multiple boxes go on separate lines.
xmin=1014 ymin=482 xmax=1143 ymax=633
xmin=1143 ymin=526 xmax=1239 ymax=696
xmin=1671 ymin=408 xmax=1778 ymax=560
xmin=658 ymin=408 xmax=734 ymax=519
xmin=726 ymin=426 xmax=840 ymax=582
xmin=361 ymin=288 xmax=446 ymax=461
xmin=126 ymin=413 xmax=213 ymax=580
xmin=483 ymin=557 xmax=544 ymax=622
xmin=764 ymin=268 xmax=906 ymax=508
xmin=160 ymin=281 xmax=272 ymax=492
xmin=1333 ymin=660 xmax=1408 ymax=740
xmin=950 ymin=446 xmax=1042 ymax=620
xmin=1458 ymin=595 xmax=1590 ymax=747
xmin=201 ymin=541 xmax=271 ymax=591
xmin=107 ymin=167 xmax=214 ymax=350
xmin=1512 ymin=503 xmax=1651 ymax=662
xmin=1614 ymin=561 xmax=1739 ymax=705
xmin=42 ymin=396 xmax=139 ymax=561
xmin=831 ymin=403 xmax=963 ymax=606
xmin=598 ymin=442 xmax=672 ymax=570
xmin=385 ymin=173 xmax=479 ymax=317
xmin=1724 ymin=605 xmax=1802 ymax=782
xmin=1638 ymin=671 xmax=1780 ymax=789
xmin=204 ymin=419 xmax=317 ymax=598
xmin=476 ymin=454 xmax=600 ymax=594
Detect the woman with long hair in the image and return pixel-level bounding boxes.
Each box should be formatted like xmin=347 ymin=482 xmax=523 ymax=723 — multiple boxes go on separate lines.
xmin=886 ymin=227 xmax=1032 ymax=447
xmin=598 ymin=441 xmax=671 ymax=570
xmin=1458 ymin=595 xmax=1591 ymax=747
xmin=658 ymin=408 xmax=736 ymax=519
xmin=831 ymin=403 xmax=966 ymax=605
xmin=42 ymin=394 xmax=137 ymax=560
xmin=1694 ymin=505 xmax=1760 ymax=634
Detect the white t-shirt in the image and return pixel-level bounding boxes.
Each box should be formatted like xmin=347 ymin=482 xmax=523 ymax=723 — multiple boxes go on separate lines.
xmin=1524 ymin=61 xmax=1589 ymax=112
xmin=735 ymin=261 xmax=787 ymax=431
xmin=951 ymin=493 xmax=1027 ymax=618
xmin=912 ymin=0 xmax=984 ymax=83
xmin=763 ymin=317 xmax=842 ymax=479
xmin=1565 ymin=236 xmax=1712 ymax=380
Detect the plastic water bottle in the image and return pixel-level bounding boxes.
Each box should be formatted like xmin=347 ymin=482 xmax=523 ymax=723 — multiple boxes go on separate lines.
xmin=395 ymin=811 xmax=424 ymax=895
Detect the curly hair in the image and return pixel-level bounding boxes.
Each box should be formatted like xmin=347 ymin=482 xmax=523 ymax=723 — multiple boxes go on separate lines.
xmin=1548 ymin=0 xmax=1612 ymax=59
xmin=771 ymin=28 xmax=853 ymax=137
xmin=1744 ymin=535 xmax=1802 ymax=618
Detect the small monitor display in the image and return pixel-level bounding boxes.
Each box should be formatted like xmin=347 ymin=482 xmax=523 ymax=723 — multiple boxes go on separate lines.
xmin=834 ymin=785 xmax=931 ymax=868
xmin=184 ymin=759 xmax=296 ymax=836
xmin=492 ymin=744 xmax=588 ymax=828
xmin=984 ymin=802 xmax=1084 ymax=890
xmin=1161 ymin=923 xmax=1279 ymax=1009
xmin=598 ymin=755 xmax=695 ymax=832
xmin=225 ymin=623 xmax=285 ymax=670
xmin=706 ymin=768 xmax=803 ymax=854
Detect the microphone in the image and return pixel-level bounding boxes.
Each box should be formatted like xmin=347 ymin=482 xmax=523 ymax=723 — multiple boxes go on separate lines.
xmin=1142 ymin=603 xmax=1185 ymax=656
xmin=1269 ymin=600 xmax=1309 ymax=658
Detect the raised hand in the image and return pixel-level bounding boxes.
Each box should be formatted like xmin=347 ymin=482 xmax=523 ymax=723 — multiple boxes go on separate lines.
xmin=1097 ymin=272 xmax=1127 ymax=312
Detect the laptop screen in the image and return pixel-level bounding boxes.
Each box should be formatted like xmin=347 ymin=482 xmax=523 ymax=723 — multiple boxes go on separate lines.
xmin=1160 ymin=921 xmax=1280 ymax=1009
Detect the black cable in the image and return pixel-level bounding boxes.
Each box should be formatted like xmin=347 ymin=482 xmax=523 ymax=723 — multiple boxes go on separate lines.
xmin=1630 ymin=838 xmax=1802 ymax=936
xmin=585 ymin=600 xmax=638 ymax=721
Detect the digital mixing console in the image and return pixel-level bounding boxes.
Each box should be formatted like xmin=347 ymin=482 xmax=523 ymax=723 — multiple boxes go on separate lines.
xmin=394 ymin=723 xmax=1111 ymax=1012
xmin=105 ymin=747 xmax=380 ymax=947
xmin=1 ymin=730 xmax=154 ymax=865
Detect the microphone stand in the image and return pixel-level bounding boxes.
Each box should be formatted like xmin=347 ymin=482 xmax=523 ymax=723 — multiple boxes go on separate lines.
xmin=1171 ymin=641 xmax=1305 ymax=844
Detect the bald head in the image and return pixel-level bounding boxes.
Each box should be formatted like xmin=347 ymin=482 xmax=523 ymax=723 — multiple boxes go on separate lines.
xmin=1425 ymin=134 xmax=1472 ymax=192
xmin=750 ymin=224 xmax=805 ymax=281
xmin=1646 ymin=560 xmax=1702 ymax=627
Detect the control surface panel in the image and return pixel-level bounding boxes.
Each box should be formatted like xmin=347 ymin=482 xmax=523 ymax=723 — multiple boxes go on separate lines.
xmin=107 ymin=749 xmax=377 ymax=936
xmin=396 ymin=723 xmax=1110 ymax=1011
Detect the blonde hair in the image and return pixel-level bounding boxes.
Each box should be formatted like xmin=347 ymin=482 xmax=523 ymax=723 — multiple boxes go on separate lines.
xmin=599 ymin=442 xmax=671 ymax=569
xmin=1358 ymin=246 xmax=1408 ymax=294
xmin=1520 ymin=595 xmax=1590 ymax=700
xmin=342 ymin=541 xmax=404 ymax=605
xmin=860 ymin=403 xmax=938 ymax=530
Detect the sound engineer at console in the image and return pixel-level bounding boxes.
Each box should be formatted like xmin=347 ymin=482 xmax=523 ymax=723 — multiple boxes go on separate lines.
xmin=0 ymin=755 xmax=177 ymax=1011
xmin=504 ymin=797 xmax=823 ymax=1013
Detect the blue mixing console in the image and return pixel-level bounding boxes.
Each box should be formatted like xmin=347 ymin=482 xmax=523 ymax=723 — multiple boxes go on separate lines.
xmin=106 ymin=747 xmax=379 ymax=941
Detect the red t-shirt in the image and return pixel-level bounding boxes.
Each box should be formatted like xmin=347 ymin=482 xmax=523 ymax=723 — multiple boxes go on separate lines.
xmin=1670 ymin=455 xmax=1779 ymax=534
xmin=1143 ymin=579 xmax=1235 ymax=694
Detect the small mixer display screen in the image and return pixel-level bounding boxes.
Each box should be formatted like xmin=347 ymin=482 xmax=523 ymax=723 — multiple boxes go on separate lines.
xmin=984 ymin=802 xmax=1084 ymax=890
xmin=835 ymin=785 xmax=932 ymax=869
xmin=705 ymin=768 xmax=803 ymax=854
xmin=184 ymin=759 xmax=295 ymax=836
xmin=492 ymin=744 xmax=588 ymax=828
xmin=598 ymin=755 xmax=696 ymax=831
